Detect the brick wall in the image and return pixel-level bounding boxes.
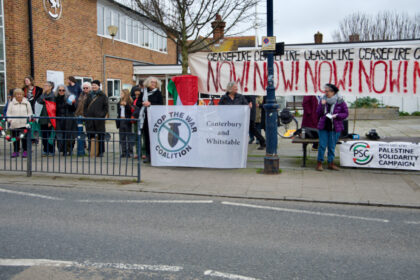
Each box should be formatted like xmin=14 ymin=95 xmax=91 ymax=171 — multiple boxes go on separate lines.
xmin=4 ymin=0 xmax=177 ymax=94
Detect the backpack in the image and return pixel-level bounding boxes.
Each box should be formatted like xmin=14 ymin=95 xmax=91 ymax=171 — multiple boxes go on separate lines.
xmin=278 ymin=108 xmax=293 ymax=125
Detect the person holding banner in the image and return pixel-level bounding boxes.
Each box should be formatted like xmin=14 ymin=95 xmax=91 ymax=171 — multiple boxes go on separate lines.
xmin=219 ymin=82 xmax=265 ymax=150
xmin=316 ymin=84 xmax=348 ymax=171
xmin=137 ymin=76 xmax=163 ymax=163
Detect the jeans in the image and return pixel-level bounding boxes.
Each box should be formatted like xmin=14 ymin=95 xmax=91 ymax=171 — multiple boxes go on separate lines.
xmin=317 ymin=130 xmax=340 ymax=163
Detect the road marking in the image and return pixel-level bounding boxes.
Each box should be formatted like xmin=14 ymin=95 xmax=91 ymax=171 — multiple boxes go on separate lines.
xmin=0 ymin=188 xmax=63 ymax=201
xmin=222 ymin=201 xmax=390 ymax=223
xmin=0 ymin=258 xmax=183 ymax=272
xmin=75 ymin=199 xmax=214 ymax=204
xmin=404 ymin=221 xmax=420 ymax=225
xmin=204 ymin=270 xmax=259 ymax=280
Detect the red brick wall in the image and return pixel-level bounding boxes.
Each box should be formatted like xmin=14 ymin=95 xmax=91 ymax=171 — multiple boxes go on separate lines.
xmin=4 ymin=0 xmax=177 ymax=94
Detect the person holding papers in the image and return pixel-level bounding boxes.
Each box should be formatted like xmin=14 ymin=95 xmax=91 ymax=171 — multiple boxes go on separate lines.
xmin=219 ymin=81 xmax=266 ymax=150
xmin=316 ymin=84 xmax=348 ymax=171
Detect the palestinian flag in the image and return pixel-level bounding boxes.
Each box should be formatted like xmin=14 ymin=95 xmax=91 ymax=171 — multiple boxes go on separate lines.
xmin=167 ymin=75 xmax=198 ymax=105
xmin=45 ymin=100 xmax=56 ymax=129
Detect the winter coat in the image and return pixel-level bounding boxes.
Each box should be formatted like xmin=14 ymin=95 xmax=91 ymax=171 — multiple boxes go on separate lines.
xmin=55 ymin=94 xmax=77 ymax=137
xmin=6 ymin=97 xmax=33 ymax=129
xmin=23 ymin=86 xmax=43 ymax=112
xmin=316 ymin=99 xmax=349 ymax=132
xmin=36 ymin=91 xmax=55 ymax=126
xmin=218 ymin=92 xmax=249 ymax=105
xmin=84 ymin=90 xmax=108 ymax=132
xmin=116 ymin=101 xmax=133 ymax=129
xmin=302 ymin=96 xmax=319 ymax=129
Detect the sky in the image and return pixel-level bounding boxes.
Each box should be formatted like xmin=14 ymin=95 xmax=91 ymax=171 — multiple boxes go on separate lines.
xmin=248 ymin=0 xmax=420 ymax=44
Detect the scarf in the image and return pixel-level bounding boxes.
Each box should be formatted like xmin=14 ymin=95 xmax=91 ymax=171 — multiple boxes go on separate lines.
xmin=138 ymin=88 xmax=158 ymax=130
xmin=323 ymin=93 xmax=343 ymax=115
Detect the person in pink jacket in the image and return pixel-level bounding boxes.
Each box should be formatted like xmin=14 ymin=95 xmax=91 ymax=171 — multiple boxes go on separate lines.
xmin=6 ymin=88 xmax=33 ymax=158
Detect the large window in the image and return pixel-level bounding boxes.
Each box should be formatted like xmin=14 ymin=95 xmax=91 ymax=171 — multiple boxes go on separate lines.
xmin=97 ymin=1 xmax=167 ymax=53
xmin=107 ymin=79 xmax=121 ymax=97
xmin=0 ymin=0 xmax=5 ymax=105
xmin=75 ymin=76 xmax=93 ymax=87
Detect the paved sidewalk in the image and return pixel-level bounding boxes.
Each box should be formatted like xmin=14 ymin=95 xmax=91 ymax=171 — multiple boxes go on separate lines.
xmin=1 ymin=118 xmax=419 ymax=208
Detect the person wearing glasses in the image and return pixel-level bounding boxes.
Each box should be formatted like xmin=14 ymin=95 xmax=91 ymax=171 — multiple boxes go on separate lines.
xmin=84 ymin=80 xmax=108 ymax=157
xmin=55 ymin=85 xmax=77 ymax=156
xmin=135 ymin=77 xmax=163 ymax=163
xmin=37 ymin=81 xmax=56 ymax=156
xmin=316 ymin=83 xmax=348 ymax=171
xmin=6 ymin=88 xmax=33 ymax=158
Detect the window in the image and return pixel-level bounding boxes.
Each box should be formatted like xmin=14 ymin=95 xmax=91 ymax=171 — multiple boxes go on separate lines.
xmin=96 ymin=1 xmax=167 ymax=52
xmin=0 ymin=0 xmax=6 ymax=105
xmin=75 ymin=77 xmax=93 ymax=87
xmin=107 ymin=79 xmax=121 ymax=97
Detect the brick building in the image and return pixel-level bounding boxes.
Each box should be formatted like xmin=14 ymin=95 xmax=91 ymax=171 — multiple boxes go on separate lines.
xmin=1 ymin=0 xmax=177 ymax=106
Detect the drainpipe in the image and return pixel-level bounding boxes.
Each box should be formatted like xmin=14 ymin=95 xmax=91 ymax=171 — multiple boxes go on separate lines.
xmin=28 ymin=0 xmax=35 ymax=78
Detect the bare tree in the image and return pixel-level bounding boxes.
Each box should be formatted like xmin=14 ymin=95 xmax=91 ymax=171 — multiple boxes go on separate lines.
xmin=134 ymin=0 xmax=259 ymax=74
xmin=332 ymin=11 xmax=420 ymax=42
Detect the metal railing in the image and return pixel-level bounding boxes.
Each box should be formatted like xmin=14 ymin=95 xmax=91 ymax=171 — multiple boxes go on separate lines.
xmin=0 ymin=116 xmax=142 ymax=182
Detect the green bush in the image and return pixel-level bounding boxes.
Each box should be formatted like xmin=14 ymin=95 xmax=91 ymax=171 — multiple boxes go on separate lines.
xmin=411 ymin=111 xmax=420 ymax=116
xmin=399 ymin=111 xmax=410 ymax=116
xmin=349 ymin=97 xmax=384 ymax=108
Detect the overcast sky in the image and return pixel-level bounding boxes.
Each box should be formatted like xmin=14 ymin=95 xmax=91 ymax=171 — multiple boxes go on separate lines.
xmin=248 ymin=0 xmax=420 ymax=44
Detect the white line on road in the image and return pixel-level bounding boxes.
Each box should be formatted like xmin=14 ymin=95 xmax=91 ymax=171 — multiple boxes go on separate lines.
xmin=222 ymin=201 xmax=390 ymax=223
xmin=75 ymin=199 xmax=214 ymax=204
xmin=204 ymin=270 xmax=260 ymax=280
xmin=404 ymin=221 xmax=420 ymax=225
xmin=0 ymin=188 xmax=63 ymax=201
xmin=0 ymin=258 xmax=183 ymax=272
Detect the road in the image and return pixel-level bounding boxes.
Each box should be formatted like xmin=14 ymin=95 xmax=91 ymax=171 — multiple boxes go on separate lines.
xmin=0 ymin=184 xmax=419 ymax=279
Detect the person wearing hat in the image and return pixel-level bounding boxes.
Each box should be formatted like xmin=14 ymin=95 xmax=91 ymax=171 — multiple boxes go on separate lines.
xmin=84 ymin=80 xmax=108 ymax=157
xmin=316 ymin=83 xmax=348 ymax=171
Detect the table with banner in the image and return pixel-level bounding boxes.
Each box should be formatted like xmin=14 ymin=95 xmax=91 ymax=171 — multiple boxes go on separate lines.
xmin=148 ymin=105 xmax=250 ymax=168
xmin=340 ymin=140 xmax=420 ymax=171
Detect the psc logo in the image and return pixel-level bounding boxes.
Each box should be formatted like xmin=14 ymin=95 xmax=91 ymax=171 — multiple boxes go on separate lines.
xmin=350 ymin=142 xmax=373 ymax=165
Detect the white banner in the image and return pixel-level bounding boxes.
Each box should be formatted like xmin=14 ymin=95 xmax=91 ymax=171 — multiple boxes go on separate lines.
xmin=188 ymin=40 xmax=420 ymax=96
xmin=148 ymin=106 xmax=250 ymax=168
xmin=340 ymin=141 xmax=420 ymax=171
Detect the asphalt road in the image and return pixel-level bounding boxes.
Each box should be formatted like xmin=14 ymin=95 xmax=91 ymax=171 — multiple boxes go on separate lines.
xmin=0 ymin=184 xmax=419 ymax=280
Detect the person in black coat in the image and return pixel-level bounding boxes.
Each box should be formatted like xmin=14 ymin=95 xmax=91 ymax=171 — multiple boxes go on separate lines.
xmin=116 ymin=89 xmax=134 ymax=157
xmin=23 ymin=76 xmax=43 ymax=112
xmin=55 ymin=85 xmax=77 ymax=156
xmin=136 ymin=76 xmax=163 ymax=163
xmin=84 ymin=80 xmax=109 ymax=157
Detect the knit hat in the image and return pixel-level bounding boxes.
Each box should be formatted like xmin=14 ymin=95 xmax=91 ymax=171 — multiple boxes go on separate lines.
xmin=325 ymin=83 xmax=339 ymax=94
xmin=92 ymin=80 xmax=101 ymax=87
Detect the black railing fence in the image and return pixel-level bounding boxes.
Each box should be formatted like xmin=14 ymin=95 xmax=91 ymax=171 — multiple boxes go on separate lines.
xmin=0 ymin=116 xmax=142 ymax=182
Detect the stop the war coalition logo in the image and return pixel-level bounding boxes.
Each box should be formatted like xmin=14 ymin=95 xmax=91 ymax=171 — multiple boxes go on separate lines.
xmin=152 ymin=112 xmax=197 ymax=159
xmin=350 ymin=142 xmax=373 ymax=165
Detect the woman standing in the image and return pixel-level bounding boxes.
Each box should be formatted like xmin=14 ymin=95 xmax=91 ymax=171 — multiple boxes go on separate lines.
xmin=22 ymin=76 xmax=43 ymax=112
xmin=137 ymin=77 xmax=163 ymax=163
xmin=116 ymin=89 xmax=134 ymax=157
xmin=316 ymin=84 xmax=348 ymax=171
xmin=55 ymin=85 xmax=77 ymax=156
xmin=37 ymin=81 xmax=56 ymax=156
xmin=6 ymin=89 xmax=33 ymax=158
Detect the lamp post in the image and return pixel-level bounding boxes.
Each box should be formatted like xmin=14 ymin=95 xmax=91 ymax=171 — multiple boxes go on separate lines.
xmin=263 ymin=0 xmax=279 ymax=174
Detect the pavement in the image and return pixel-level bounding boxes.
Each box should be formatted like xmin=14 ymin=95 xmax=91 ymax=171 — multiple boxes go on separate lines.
xmin=1 ymin=117 xmax=420 ymax=208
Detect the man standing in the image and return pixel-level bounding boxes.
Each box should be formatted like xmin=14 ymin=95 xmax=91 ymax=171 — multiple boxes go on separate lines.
xmin=84 ymin=80 xmax=108 ymax=157
xmin=75 ymin=82 xmax=91 ymax=156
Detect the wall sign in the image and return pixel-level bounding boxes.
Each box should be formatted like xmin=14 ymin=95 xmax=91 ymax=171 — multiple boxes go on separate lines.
xmin=43 ymin=0 xmax=63 ymax=20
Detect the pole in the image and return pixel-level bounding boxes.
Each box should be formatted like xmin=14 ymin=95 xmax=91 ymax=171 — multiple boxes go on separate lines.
xmin=263 ymin=0 xmax=279 ymax=174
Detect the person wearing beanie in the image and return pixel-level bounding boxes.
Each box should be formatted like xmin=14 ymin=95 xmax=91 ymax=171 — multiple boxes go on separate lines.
xmin=84 ymin=79 xmax=108 ymax=157
xmin=315 ymin=83 xmax=348 ymax=171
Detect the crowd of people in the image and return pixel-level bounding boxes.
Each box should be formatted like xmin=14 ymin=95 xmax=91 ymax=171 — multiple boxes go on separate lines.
xmin=3 ymin=75 xmax=347 ymax=170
